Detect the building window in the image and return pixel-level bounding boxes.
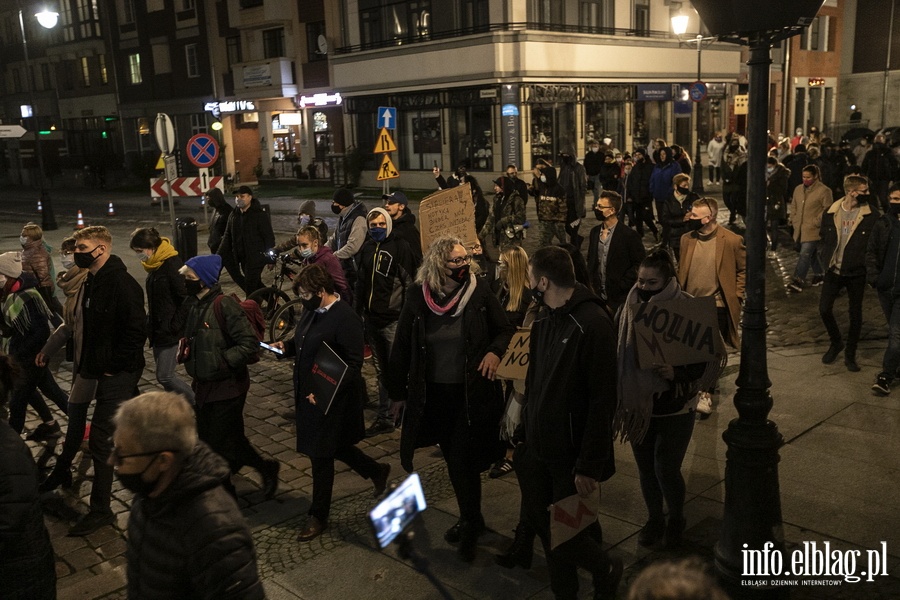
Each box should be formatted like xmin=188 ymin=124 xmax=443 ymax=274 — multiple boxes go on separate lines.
xmin=580 ymin=0 xmax=614 ymax=32
xmin=182 ymin=0 xmax=195 ymax=10
xmin=531 ymin=0 xmax=564 ymax=27
xmin=128 ymin=53 xmax=142 ymax=84
xmin=800 ymin=16 xmax=830 ymax=51
xmin=12 ymin=68 xmax=21 ymax=93
xmin=401 ymin=110 xmax=441 ymax=171
xmin=123 ymin=0 xmax=135 ymax=23
xmin=99 ymin=54 xmax=108 ymax=84
xmin=60 ymin=0 xmax=75 ymax=41
xmin=462 ymin=0 xmax=489 ymax=30
xmin=185 ymin=44 xmax=199 ymax=77
xmin=190 ymin=113 xmax=207 ymax=135
xmin=80 ymin=56 xmax=91 ymax=86
xmin=360 ymin=8 xmax=381 ymax=46
xmin=307 ymin=21 xmax=326 ymax=62
xmin=226 ymin=36 xmax=242 ymax=67
xmin=262 ymin=28 xmax=284 ymax=58
xmin=77 ymin=0 xmax=101 ymax=38
xmin=633 ymin=0 xmax=650 ymax=35
xmin=41 ymin=63 xmax=51 ymax=89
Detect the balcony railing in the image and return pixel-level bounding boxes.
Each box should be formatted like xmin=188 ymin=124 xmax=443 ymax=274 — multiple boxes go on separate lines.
xmin=335 ymin=21 xmax=674 ymax=54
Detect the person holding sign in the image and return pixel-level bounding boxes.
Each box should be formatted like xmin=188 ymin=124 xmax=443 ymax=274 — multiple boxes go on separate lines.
xmin=388 ymin=236 xmax=514 ymax=562
xmin=272 ymin=265 xmax=391 ymax=542
xmin=613 ymin=250 xmax=722 ymax=549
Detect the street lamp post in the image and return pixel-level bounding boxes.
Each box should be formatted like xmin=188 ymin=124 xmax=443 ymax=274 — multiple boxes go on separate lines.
xmin=17 ymin=4 xmax=59 ymax=231
xmin=672 ymin=14 xmax=714 ymax=195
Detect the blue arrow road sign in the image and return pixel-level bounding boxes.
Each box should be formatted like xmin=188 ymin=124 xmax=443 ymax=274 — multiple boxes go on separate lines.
xmin=377 ymin=106 xmax=397 ymax=130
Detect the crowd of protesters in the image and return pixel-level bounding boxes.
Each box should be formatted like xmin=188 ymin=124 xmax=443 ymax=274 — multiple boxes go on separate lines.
xmin=4 ymin=124 xmax=898 ymax=600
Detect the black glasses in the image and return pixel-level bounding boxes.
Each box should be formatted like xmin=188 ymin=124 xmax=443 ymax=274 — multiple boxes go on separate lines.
xmin=446 ymin=255 xmax=472 ymax=266
xmin=109 ymin=442 xmax=173 ymax=467
xmin=596 ymin=205 xmax=614 ymax=210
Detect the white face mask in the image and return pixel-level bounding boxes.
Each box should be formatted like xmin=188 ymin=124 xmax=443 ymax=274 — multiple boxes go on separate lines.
xmin=540 ymin=175 xmax=547 ymax=183
xmin=19 ymin=236 xmax=29 ymax=246
xmin=61 ymin=256 xmax=76 ymax=270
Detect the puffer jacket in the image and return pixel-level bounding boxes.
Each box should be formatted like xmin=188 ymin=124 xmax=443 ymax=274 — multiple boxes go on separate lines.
xmin=125 ymin=442 xmax=264 ymax=600
xmin=182 ymin=286 xmax=258 ymax=384
xmin=355 ymin=234 xmax=416 ymax=329
xmin=21 ymin=239 xmax=53 ymax=290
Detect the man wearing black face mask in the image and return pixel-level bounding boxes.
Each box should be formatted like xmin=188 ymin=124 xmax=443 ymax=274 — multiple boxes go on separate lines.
xmin=112 ymin=391 xmax=265 ymax=599
xmin=818 ymin=175 xmax=878 ymax=371
xmin=586 ymin=191 xmax=646 ymax=314
xmin=867 ymin=184 xmax=900 ymax=395
xmin=662 ymin=174 xmax=700 ymax=253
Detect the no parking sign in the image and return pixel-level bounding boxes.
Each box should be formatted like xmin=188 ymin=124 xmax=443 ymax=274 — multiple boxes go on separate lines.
xmin=186 ymin=134 xmax=219 ymax=168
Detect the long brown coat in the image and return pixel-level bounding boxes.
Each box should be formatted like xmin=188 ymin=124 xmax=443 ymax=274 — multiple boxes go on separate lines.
xmin=789 ymin=179 xmax=833 ymax=243
xmin=678 ymin=226 xmax=746 ymax=348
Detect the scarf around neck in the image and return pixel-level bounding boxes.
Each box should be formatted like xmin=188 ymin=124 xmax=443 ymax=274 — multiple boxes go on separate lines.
xmin=423 ymin=273 xmax=477 ymax=317
xmin=142 ymin=238 xmax=179 ymax=272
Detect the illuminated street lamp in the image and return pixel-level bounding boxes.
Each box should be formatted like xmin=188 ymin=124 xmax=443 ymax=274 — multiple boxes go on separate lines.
xmin=18 ymin=5 xmax=59 ymax=230
xmin=671 ymin=10 xmax=716 ymax=194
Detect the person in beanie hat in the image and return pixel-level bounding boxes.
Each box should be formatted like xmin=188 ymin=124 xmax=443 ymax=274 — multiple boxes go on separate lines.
xmin=217 ymin=185 xmax=275 ymax=295
xmin=297 ymin=199 xmax=316 ymax=226
xmin=327 ymin=187 xmax=367 ymax=305
xmin=383 ymin=191 xmax=422 ymax=265
xmin=0 ymin=251 xmax=68 ymax=441
xmin=178 ymin=254 xmax=280 ymax=499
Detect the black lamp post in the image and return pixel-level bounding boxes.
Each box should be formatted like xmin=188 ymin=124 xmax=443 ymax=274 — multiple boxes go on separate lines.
xmin=18 ymin=3 xmax=59 ymax=231
xmin=687 ymin=0 xmax=825 ymax=594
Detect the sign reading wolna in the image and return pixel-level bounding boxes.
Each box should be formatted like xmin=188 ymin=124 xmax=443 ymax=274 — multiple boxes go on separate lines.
xmin=297 ymin=93 xmax=342 ymax=108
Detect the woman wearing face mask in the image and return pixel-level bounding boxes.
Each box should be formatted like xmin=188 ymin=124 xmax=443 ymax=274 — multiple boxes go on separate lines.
xmin=481 ymin=176 xmax=526 ymax=251
xmin=271 ymin=264 xmax=390 ymax=542
xmin=613 ymin=250 xmax=723 ymax=550
xmin=129 ymin=228 xmax=194 ymax=404
xmin=388 ymin=236 xmax=514 ymax=562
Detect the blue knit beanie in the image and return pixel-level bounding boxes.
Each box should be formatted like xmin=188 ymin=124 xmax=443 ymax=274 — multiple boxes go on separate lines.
xmin=185 ymin=254 xmax=222 ymax=287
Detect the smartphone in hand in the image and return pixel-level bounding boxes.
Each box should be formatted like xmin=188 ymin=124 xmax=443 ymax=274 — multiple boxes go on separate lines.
xmin=259 ymin=341 xmax=284 ymax=355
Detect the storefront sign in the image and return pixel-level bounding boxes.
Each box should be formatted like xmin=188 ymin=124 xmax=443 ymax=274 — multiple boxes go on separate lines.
xmin=242 ymin=64 xmax=271 ymax=88
xmin=296 ymin=92 xmax=343 ymax=108
xmin=480 ymin=89 xmax=498 ymax=99
xmin=204 ymin=101 xmax=257 ymax=119
xmin=501 ymin=85 xmax=521 ymax=170
xmin=637 ymin=84 xmax=672 ymax=101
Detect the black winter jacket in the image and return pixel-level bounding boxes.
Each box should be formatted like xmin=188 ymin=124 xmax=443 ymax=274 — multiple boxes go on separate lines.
xmin=626 ymin=161 xmax=654 ymax=205
xmin=819 ymin=199 xmax=877 ymax=278
xmin=218 ymin=199 xmax=275 ymax=271
xmin=389 ymin=278 xmax=514 ymax=473
xmin=356 ymin=234 xmax=417 ymax=329
xmin=78 ymin=255 xmax=146 ymax=379
xmin=866 ymin=213 xmax=900 ymax=292
xmin=126 ymin=442 xmax=264 ymax=600
xmin=583 ymin=150 xmax=604 ymax=177
xmin=391 ymin=211 xmax=423 ymax=266
xmin=146 ymin=254 xmax=188 ymax=348
xmin=518 ymin=285 xmax=617 ymax=481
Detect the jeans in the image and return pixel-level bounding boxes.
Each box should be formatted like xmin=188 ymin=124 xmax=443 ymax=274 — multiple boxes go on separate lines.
xmin=309 ymin=446 xmax=380 ymax=522
xmin=153 ymin=343 xmax=195 ymax=404
xmin=9 ymin=363 xmax=68 ymax=433
xmin=819 ymin=271 xmax=866 ymax=353
xmin=707 ymin=165 xmax=721 ymax=183
xmin=793 ymin=241 xmax=823 ymax=282
xmin=196 ymin=392 xmax=267 ymax=475
xmin=89 ymin=370 xmax=142 ymax=514
xmin=877 ymin=290 xmax=900 ymax=378
xmin=589 ymin=174 xmax=602 ymax=204
xmin=630 ymin=412 xmax=695 ymax=522
xmin=52 ymin=376 xmax=98 ymax=474
xmin=515 ymin=442 xmax=613 ymax=600
xmin=364 ymin=319 xmax=397 ymax=422
xmin=538 ymin=221 xmax=568 ymax=247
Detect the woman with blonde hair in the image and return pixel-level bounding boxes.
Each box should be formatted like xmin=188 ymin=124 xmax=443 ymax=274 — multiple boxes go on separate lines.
xmin=389 ymin=235 xmax=513 ymax=562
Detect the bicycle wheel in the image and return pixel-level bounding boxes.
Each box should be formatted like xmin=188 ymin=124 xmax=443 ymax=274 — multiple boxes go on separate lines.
xmin=269 ymin=298 xmax=304 ymax=343
xmin=248 ymin=287 xmax=290 ymax=323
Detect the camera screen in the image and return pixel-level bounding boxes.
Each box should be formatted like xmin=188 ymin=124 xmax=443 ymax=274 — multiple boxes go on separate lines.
xmin=368 ymin=473 xmax=427 ymax=548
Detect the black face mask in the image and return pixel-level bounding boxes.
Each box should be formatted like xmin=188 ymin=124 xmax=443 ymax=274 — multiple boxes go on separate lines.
xmin=116 ymin=454 xmax=161 ymax=496
xmin=676 ymin=186 xmax=690 ymax=195
xmin=686 ymin=218 xmax=704 ymax=232
xmin=855 ymin=194 xmax=870 ymax=206
xmin=185 ymin=279 xmax=204 ymax=296
xmin=73 ymin=247 xmax=99 ymax=269
xmin=447 ymin=264 xmax=470 ymax=284
xmin=889 ymin=203 xmax=900 ymax=216
xmin=300 ymin=295 xmax=323 ymax=312
xmin=637 ymin=287 xmax=664 ymax=302
xmin=593 ymin=209 xmax=608 ymax=221
xmin=331 ymin=204 xmax=343 ymax=215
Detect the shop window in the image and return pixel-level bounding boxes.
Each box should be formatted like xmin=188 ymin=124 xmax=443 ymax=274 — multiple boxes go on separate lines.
xmin=314 ymin=111 xmax=331 ymax=160
xmin=401 ymin=110 xmax=441 ymax=171
xmin=633 ymin=101 xmax=667 ymax=150
xmin=451 ymin=106 xmax=493 ymax=172
xmin=633 ymin=0 xmax=649 ymax=36
xmin=262 ymin=28 xmax=285 ymax=59
xmin=355 ymin=113 xmax=378 ymax=170
xmin=580 ymin=0 xmax=614 ymax=32
xmin=584 ymin=101 xmax=625 ymax=149
xmin=530 ymin=105 xmax=576 ymax=165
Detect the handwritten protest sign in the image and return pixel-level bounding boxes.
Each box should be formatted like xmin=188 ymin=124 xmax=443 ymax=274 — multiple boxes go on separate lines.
xmin=418 ymin=183 xmax=479 ymax=251
xmin=496 ymin=328 xmax=530 ymax=381
xmin=633 ymin=296 xmax=725 ymax=369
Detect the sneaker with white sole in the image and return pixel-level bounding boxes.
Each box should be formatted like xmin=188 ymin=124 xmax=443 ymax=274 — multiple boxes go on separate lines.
xmin=787 ymin=279 xmax=804 ymax=293
xmin=696 ymin=392 xmax=713 ymax=416
xmin=872 ymin=374 xmax=891 ymax=395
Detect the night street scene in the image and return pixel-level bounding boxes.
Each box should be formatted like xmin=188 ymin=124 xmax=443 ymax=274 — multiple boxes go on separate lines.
xmin=0 ymin=0 xmax=898 ymax=598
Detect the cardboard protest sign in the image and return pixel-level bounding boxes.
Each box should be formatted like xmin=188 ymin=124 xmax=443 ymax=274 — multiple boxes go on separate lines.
xmin=418 ymin=183 xmax=479 ymax=251
xmin=633 ymin=296 xmax=726 ymax=369
xmin=496 ymin=328 xmax=530 ymax=381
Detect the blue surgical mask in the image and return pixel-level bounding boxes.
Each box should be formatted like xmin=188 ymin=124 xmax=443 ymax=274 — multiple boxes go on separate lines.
xmin=299 ymin=247 xmax=314 ymax=259
xmin=369 ymin=227 xmax=387 ymax=242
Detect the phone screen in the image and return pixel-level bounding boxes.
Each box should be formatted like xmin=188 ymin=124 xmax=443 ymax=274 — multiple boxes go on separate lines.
xmin=259 ymin=341 xmax=283 ymax=355
xmin=368 ymin=473 xmax=427 ymax=548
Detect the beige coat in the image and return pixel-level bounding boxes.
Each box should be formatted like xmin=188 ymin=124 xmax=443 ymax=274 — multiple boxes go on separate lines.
xmin=678 ymin=225 xmax=746 ymax=348
xmin=789 ymin=180 xmax=833 ymax=243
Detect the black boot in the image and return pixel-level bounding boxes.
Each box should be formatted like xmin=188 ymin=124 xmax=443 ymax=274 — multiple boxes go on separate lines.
xmin=494 ymin=521 xmax=535 ymax=569
xmin=38 ymin=465 xmax=73 ymax=493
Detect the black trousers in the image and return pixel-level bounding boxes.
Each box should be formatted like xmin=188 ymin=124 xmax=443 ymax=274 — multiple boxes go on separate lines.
xmin=309 ymin=446 xmax=380 ymax=522
xmin=819 ymin=271 xmax=866 ymax=353
xmin=514 ymin=442 xmax=612 ymax=600
xmin=196 ymin=392 xmax=267 ymax=475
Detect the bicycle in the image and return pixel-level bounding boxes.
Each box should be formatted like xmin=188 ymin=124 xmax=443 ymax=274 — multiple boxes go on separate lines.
xmin=267 ymin=296 xmax=305 ymax=344
xmin=248 ymin=251 xmax=303 ymax=335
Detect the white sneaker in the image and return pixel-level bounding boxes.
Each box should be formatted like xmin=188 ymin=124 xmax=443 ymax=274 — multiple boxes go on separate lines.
xmin=696 ymin=392 xmax=713 ymax=416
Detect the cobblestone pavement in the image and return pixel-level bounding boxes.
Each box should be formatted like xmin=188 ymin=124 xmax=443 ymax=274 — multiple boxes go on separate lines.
xmin=7 ymin=185 xmax=896 ymax=599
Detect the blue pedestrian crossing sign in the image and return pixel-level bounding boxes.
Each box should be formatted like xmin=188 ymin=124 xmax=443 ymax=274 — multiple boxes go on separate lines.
xmin=377 ymin=107 xmax=397 ymax=130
